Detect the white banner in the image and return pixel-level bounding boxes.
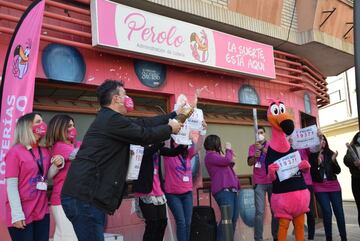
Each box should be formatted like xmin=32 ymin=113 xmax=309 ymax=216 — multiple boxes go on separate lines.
xmin=290 ymin=125 xmax=320 ymax=150
xmin=171 ymin=122 xmax=192 ymax=145
xmin=187 ymin=108 xmax=204 ymax=131
xmin=274 ymin=151 xmax=301 ymax=182
xmin=126 ymin=145 xmax=144 ymax=180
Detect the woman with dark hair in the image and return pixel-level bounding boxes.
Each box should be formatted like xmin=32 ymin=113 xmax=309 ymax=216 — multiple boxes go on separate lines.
xmin=309 ymin=134 xmax=347 ymax=241
xmin=163 ymin=128 xmax=206 ymax=241
xmin=5 ymin=112 xmax=63 ymax=241
xmin=133 ymin=142 xmax=187 ymax=241
xmin=204 ymin=134 xmax=240 ymax=241
xmin=46 ymin=114 xmax=81 ymax=241
xmin=343 ymin=131 xmax=360 ymax=227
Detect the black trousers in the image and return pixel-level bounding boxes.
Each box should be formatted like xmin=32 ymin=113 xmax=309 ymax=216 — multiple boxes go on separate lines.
xmin=352 ymin=176 xmax=360 ymax=227
xmin=306 ymin=185 xmax=316 ymax=240
xmin=139 ymin=199 xmax=167 ymax=241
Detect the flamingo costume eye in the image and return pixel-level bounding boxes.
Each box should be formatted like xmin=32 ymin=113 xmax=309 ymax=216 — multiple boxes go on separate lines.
xmin=270 ymin=104 xmax=280 ymax=115
xmin=279 ymin=103 xmax=286 ymax=114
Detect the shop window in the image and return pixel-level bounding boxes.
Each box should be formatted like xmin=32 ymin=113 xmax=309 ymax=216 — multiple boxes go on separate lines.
xmin=42 ymin=44 xmax=85 ymax=83
xmin=34 ymin=81 xmax=168 ymax=117
xmin=304 ymin=92 xmax=311 ymax=114
xmin=300 ymin=112 xmax=317 ymax=128
xmin=238 ymin=85 xmax=260 ymax=105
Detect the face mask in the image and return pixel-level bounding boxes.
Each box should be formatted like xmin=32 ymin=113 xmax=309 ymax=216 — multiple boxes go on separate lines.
xmin=67 ymin=128 xmax=77 ymax=142
xmin=257 ymin=134 xmax=265 ymax=142
xmin=124 ymin=95 xmax=134 ymax=112
xmin=357 ymin=137 xmax=360 ymax=145
xmin=32 ymin=122 xmax=47 ymax=137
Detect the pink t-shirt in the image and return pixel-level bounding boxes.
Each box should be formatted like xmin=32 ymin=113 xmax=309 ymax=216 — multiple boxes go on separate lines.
xmin=313 ymin=180 xmax=341 ymax=193
xmin=50 ymin=141 xmax=81 ymax=205
xmin=248 ymin=142 xmax=272 ymax=184
xmin=164 ymin=146 xmax=195 ymax=194
xmin=5 ymin=144 xmax=51 ymax=227
xmin=135 ymin=158 xmax=164 ymax=197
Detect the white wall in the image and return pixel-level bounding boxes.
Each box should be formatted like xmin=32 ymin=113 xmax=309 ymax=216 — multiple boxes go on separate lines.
xmin=319 ymin=67 xmax=358 ymax=201
xmin=326 ymin=131 xmax=356 ymax=201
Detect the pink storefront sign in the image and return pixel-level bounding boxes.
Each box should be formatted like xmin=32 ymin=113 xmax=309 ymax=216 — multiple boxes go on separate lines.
xmin=91 ymin=0 xmax=275 ymax=79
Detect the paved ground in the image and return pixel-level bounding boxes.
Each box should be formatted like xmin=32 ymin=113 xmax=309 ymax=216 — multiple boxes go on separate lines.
xmin=287 ymin=201 xmax=359 ymax=241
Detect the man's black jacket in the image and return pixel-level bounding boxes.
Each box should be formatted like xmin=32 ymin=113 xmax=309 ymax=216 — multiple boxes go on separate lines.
xmin=62 ymin=107 xmax=176 ymax=214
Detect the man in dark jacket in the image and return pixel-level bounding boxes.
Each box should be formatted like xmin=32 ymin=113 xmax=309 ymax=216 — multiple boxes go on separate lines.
xmin=61 ymin=80 xmax=182 ymax=241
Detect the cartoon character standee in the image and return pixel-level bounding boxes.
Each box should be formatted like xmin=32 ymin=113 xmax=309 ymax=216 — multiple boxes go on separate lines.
xmin=12 ymin=39 xmax=31 ymax=79
xmin=190 ymin=30 xmax=209 ymax=63
xmin=265 ymin=100 xmax=311 ymax=241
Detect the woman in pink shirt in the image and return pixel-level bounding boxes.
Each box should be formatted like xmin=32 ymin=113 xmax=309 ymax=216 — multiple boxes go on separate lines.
xmin=46 ymin=114 xmax=80 ymax=241
xmin=133 ymin=142 xmax=187 ymax=241
xmin=309 ymin=135 xmax=347 ymax=241
xmin=164 ymin=132 xmax=205 ymax=241
xmin=5 ymin=112 xmax=63 ymax=241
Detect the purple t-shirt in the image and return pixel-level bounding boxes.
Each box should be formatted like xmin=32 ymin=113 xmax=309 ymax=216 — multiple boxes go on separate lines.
xmin=204 ymin=149 xmax=240 ymax=195
xmin=248 ymin=142 xmax=272 ymax=184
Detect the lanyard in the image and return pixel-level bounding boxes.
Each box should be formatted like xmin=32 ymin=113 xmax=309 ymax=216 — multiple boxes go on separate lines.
xmin=28 ymin=146 xmax=44 ymax=177
xmin=178 ymin=155 xmax=187 ymax=171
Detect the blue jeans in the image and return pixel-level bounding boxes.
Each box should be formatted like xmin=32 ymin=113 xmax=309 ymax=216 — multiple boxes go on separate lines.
xmin=8 ymin=214 xmax=49 ymax=241
xmin=254 ymin=183 xmax=278 ymax=241
xmin=315 ymin=191 xmax=347 ymax=240
xmin=166 ymin=191 xmax=193 ymax=241
xmin=214 ymin=189 xmax=240 ymax=241
xmin=61 ymin=194 xmax=106 ymax=241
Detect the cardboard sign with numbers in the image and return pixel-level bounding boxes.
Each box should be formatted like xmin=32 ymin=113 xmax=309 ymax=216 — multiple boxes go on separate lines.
xmin=274 ymin=151 xmax=302 ymax=182
xmin=290 ymin=125 xmax=320 ymax=150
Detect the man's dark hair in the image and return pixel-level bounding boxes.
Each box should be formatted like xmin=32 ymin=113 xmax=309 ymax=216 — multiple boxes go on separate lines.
xmin=258 ymin=126 xmax=266 ymax=132
xmin=96 ymin=80 xmax=124 ymax=107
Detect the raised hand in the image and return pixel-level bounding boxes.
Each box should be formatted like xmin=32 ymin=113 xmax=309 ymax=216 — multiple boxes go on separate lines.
xmin=225 ymin=142 xmax=232 ymax=150
xmin=168 ymin=119 xmax=182 ymax=134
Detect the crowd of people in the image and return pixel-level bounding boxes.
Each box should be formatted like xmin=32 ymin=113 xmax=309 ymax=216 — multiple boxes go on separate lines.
xmin=4 ymin=79 xmax=360 ymax=241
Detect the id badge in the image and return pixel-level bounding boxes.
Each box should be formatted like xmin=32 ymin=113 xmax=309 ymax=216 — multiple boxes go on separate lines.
xmin=182 ymin=176 xmax=190 ymax=182
xmin=154 ymin=169 xmax=158 ymax=175
xmin=36 ymin=181 xmax=48 ymax=191
xmin=255 ymin=161 xmax=262 ymax=168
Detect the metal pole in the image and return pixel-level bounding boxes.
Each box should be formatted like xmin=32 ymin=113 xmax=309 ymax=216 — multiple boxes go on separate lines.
xmin=354 ymin=0 xmax=360 ymax=130
xmin=221 ymin=205 xmax=234 ymax=241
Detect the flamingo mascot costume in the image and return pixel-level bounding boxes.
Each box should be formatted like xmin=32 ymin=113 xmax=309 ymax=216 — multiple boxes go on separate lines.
xmin=265 ymin=100 xmax=311 ymax=241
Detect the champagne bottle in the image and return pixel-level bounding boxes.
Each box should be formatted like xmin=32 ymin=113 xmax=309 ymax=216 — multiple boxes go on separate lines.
xmin=175 ymin=106 xmax=194 ymax=123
